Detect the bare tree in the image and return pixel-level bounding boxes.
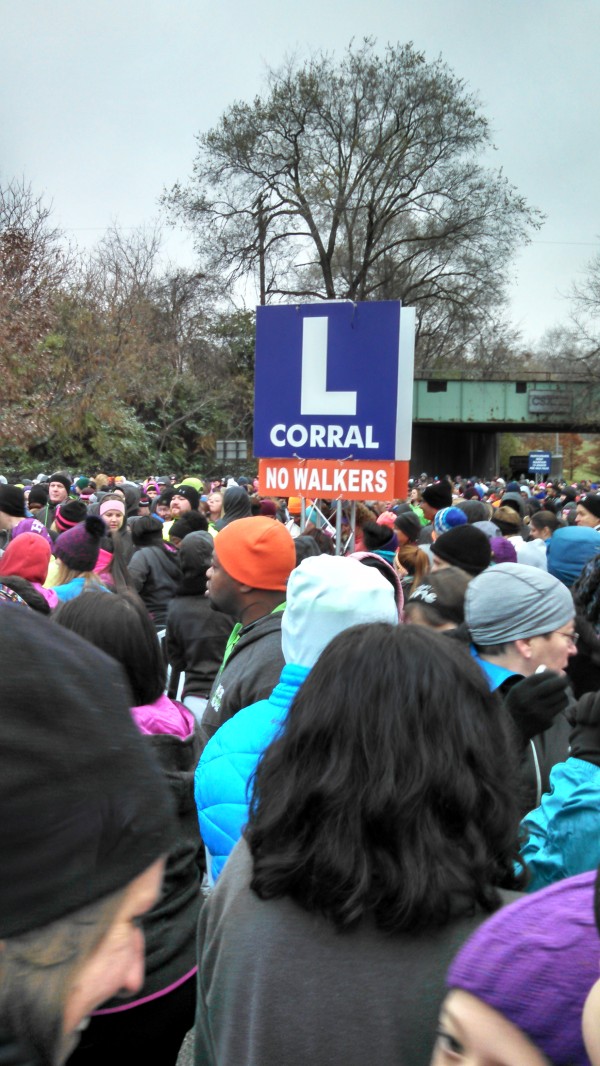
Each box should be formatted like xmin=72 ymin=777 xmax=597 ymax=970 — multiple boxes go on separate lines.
xmin=568 ymin=245 xmax=600 ymax=372
xmin=165 ymin=39 xmax=542 ymax=368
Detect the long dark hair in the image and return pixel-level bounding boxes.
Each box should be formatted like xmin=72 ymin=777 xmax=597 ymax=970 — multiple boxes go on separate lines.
xmin=246 ymin=623 xmax=524 ymax=933
xmin=54 ymin=590 xmax=165 ymax=703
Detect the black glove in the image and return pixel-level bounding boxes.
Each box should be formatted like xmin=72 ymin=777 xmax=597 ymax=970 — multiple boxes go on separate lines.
xmin=504 ymin=670 xmax=571 ymax=746
xmin=568 ymin=691 xmax=600 ymax=768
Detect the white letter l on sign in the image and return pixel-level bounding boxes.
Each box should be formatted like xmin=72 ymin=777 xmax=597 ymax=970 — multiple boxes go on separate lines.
xmin=300 ymin=317 xmax=357 ymax=416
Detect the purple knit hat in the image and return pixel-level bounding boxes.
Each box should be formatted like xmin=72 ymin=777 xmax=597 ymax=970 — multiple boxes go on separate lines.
xmin=447 ymin=870 xmax=599 ymax=1064
xmin=54 ymin=514 xmax=105 ymax=572
xmin=10 ymin=518 xmax=53 ymax=548
xmin=489 ymin=536 xmax=518 ymax=564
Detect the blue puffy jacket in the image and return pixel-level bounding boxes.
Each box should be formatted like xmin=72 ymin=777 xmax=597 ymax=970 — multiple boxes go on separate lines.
xmin=521 ymin=757 xmax=600 ymax=892
xmin=195 ymin=663 xmax=310 ymax=883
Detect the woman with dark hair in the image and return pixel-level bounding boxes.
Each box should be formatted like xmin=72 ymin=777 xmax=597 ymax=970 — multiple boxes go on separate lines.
xmin=54 ymin=591 xmax=201 ymax=1066
xmin=195 ymin=624 xmax=525 ymax=1066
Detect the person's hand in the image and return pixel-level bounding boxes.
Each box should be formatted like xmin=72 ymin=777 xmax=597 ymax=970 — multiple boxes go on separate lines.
xmin=568 ymin=691 xmax=600 ymax=768
xmin=504 ymin=670 xmax=571 ymax=745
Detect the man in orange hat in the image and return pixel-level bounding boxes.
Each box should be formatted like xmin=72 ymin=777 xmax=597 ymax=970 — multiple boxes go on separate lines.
xmin=201 ymin=516 xmax=296 ymax=746
xmin=285 ymin=496 xmax=303 ymax=538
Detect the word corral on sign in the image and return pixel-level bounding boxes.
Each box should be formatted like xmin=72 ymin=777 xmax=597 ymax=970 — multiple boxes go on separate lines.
xmin=254 ymin=301 xmax=415 ymax=501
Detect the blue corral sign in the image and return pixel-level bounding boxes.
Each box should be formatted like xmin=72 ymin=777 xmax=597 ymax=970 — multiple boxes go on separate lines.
xmin=253 ymin=301 xmax=415 ymax=461
xmin=528 ymin=450 xmax=552 ymax=475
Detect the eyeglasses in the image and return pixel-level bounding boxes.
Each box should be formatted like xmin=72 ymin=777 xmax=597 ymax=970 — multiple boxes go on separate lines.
xmin=554 ymin=629 xmax=579 ymax=647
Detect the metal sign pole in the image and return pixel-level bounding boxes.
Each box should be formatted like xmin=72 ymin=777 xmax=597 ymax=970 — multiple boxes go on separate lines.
xmin=344 ymin=500 xmax=357 ymax=554
xmin=335 ymin=499 xmax=343 ymax=555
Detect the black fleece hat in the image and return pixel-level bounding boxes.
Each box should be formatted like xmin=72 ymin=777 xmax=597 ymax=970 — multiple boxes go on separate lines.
xmin=578 ymin=493 xmax=600 ymax=520
xmin=431 ymin=525 xmax=491 ymax=576
xmin=49 ymin=472 xmax=72 ymax=494
xmin=28 ymin=483 xmax=49 ymax=508
xmin=0 ymin=609 xmax=175 ymax=936
xmin=394 ymin=511 xmax=421 ymax=542
xmin=0 ymin=485 xmax=26 ymax=518
xmin=173 ymin=484 xmax=200 ymax=509
xmin=422 ymin=481 xmax=453 ymax=511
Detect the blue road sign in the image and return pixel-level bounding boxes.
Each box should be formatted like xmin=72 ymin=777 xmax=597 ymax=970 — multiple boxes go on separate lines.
xmin=528 ymin=450 xmax=552 ymax=475
xmin=253 ymin=301 xmax=415 ymax=461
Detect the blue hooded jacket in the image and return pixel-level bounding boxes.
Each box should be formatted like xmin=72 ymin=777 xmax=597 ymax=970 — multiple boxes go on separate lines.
xmin=546 ymin=527 xmax=600 ymax=587
xmin=195 ymin=663 xmax=310 ymax=883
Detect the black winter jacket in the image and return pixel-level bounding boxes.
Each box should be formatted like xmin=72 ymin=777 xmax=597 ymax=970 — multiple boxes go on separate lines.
xmin=128 ymin=544 xmax=180 ymax=627
xmin=166 ymin=595 xmax=234 ymax=700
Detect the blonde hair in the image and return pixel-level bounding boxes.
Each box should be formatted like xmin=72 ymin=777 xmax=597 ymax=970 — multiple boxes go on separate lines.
xmin=0 ymin=888 xmax=125 ymax=1065
xmin=50 ymin=561 xmax=104 ymax=589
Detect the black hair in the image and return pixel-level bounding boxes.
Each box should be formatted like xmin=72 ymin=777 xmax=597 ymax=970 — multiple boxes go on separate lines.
xmin=54 ymin=590 xmax=165 ymax=704
xmin=307 ymin=528 xmax=335 ymax=555
xmin=246 ymin=624 xmax=524 ymax=933
xmin=169 ymin=512 xmax=208 ymax=540
xmin=131 ymin=515 xmax=164 ymax=548
xmin=573 ymin=556 xmax=600 ymax=631
xmin=472 ymin=640 xmax=511 ymax=657
xmin=294 ymin=535 xmax=322 ymax=566
xmin=97 ymin=526 xmax=134 ymax=593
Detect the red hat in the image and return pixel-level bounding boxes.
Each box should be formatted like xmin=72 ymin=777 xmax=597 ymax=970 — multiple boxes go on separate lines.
xmin=0 ymin=533 xmax=51 ymax=584
xmin=215 ymin=517 xmax=295 ymax=591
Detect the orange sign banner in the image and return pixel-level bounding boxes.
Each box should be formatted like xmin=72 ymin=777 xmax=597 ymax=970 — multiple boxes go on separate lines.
xmin=258 ymin=459 xmax=409 ymax=502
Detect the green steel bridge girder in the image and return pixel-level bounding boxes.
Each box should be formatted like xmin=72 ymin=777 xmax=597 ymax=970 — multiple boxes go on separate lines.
xmin=412 ymin=378 xmax=599 ymax=432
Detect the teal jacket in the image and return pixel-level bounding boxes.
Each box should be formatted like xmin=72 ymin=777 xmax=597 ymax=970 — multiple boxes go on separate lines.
xmin=521 ymin=757 xmax=600 ymax=892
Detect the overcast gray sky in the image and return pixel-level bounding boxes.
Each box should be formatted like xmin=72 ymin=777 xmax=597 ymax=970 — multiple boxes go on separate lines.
xmin=2 ymin=0 xmax=599 ymax=346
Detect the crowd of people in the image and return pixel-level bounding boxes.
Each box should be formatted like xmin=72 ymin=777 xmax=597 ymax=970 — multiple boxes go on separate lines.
xmin=3 ymin=465 xmax=600 ymax=1064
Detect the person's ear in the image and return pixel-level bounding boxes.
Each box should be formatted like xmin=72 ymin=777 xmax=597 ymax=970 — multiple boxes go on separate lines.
xmin=514 ymin=637 xmax=533 ymax=661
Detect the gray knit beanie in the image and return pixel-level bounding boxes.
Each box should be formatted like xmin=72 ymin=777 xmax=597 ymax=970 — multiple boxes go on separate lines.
xmin=465 ymin=563 xmax=574 ymax=644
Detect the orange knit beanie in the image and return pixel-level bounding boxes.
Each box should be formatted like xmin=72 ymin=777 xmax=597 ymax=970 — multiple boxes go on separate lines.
xmin=215 ymin=517 xmax=295 ymax=591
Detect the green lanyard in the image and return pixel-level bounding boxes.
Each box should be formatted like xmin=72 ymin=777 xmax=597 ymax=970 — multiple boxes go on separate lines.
xmin=220 ymin=623 xmax=244 ymax=671
xmin=218 ymin=602 xmax=286 ymax=675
